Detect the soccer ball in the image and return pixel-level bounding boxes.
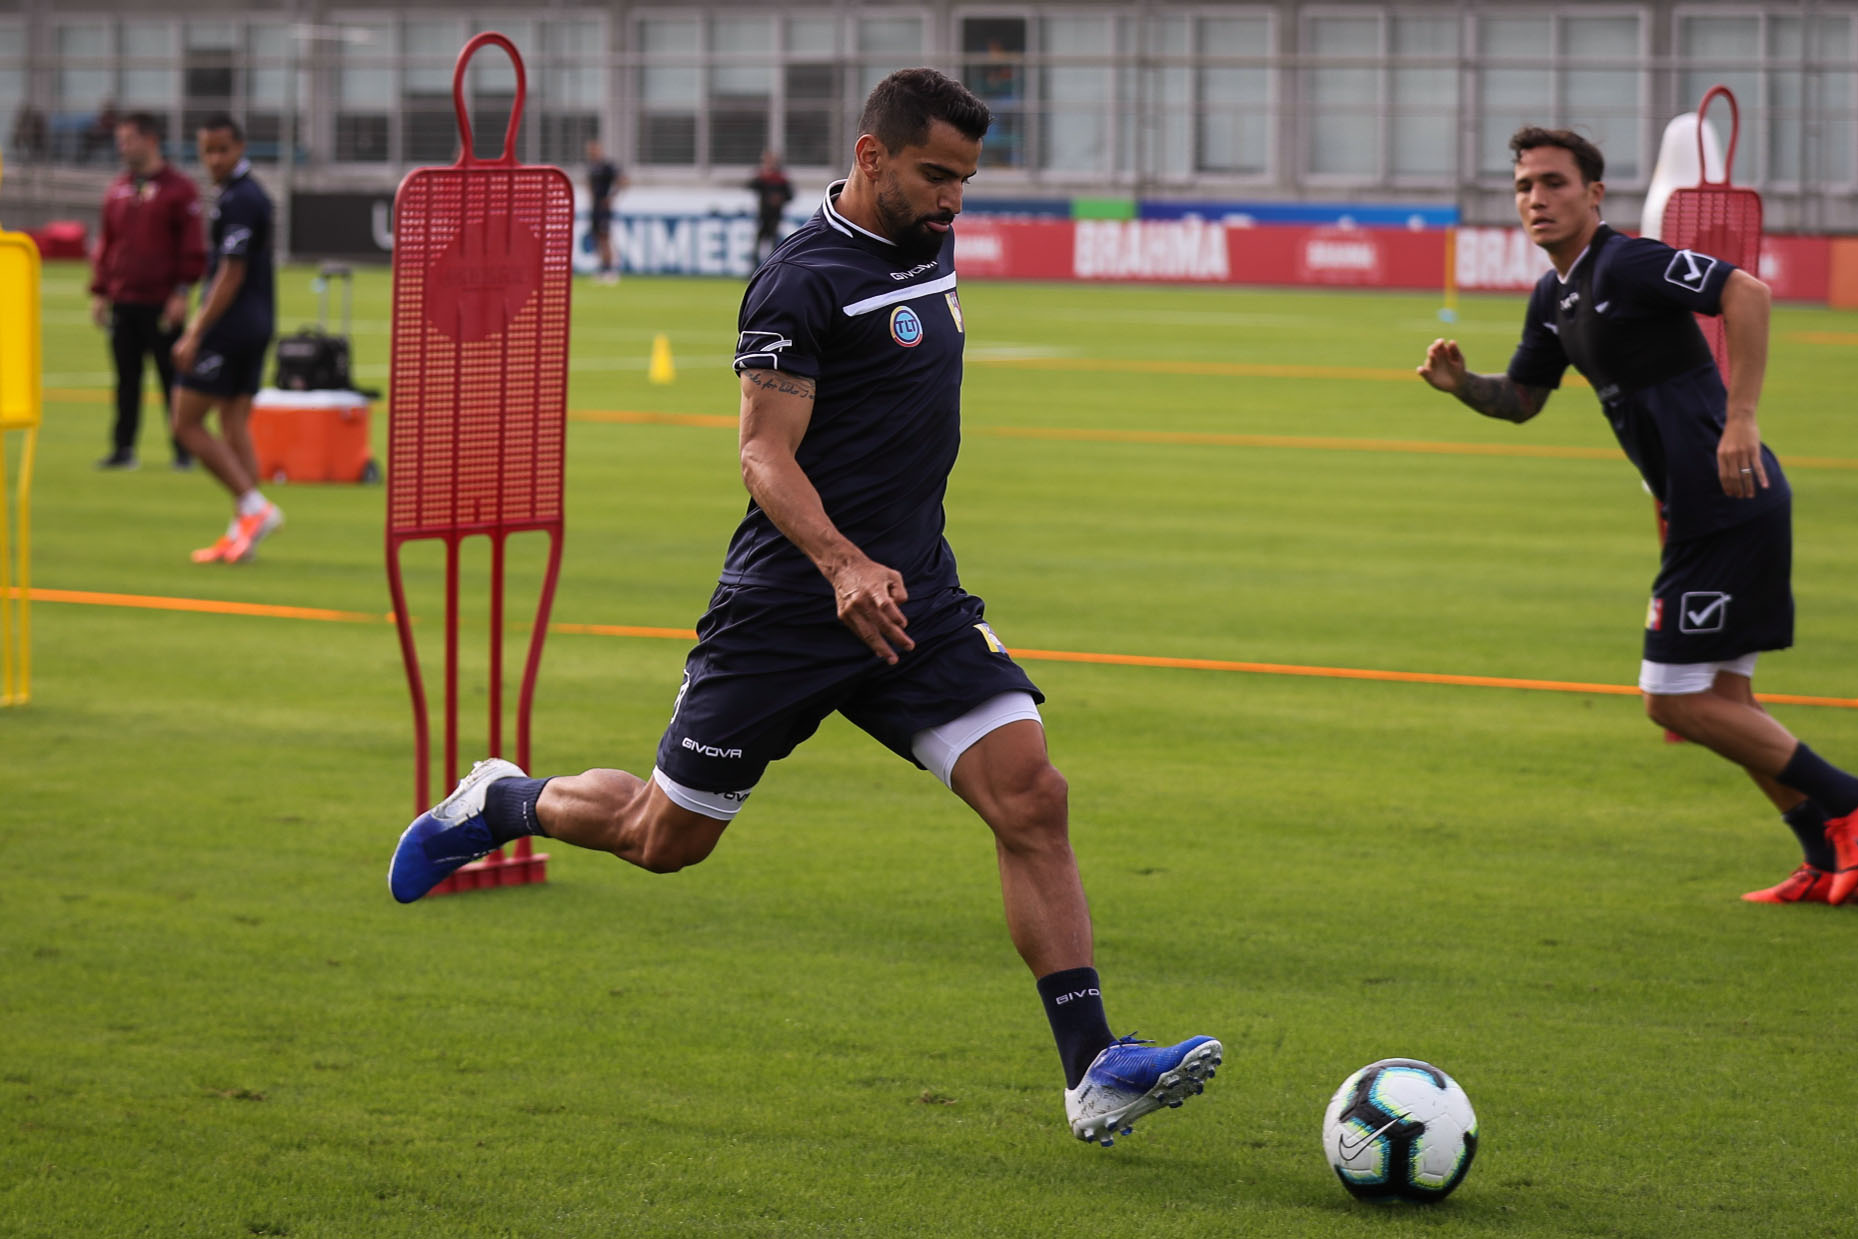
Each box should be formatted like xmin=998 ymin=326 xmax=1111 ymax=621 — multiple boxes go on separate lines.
xmin=1322 ymin=1058 xmax=1477 ymax=1203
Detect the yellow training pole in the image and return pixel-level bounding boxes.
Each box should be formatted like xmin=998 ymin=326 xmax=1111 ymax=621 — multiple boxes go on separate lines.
xmin=1 ymin=152 xmax=45 ymax=706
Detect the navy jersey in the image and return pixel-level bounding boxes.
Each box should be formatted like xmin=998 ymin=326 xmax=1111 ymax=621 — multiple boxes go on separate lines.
xmin=204 ymin=160 xmax=275 ymax=345
xmin=724 ymin=180 xmax=967 ymax=598
xmin=1507 ymin=224 xmax=1787 ymax=542
xmin=588 ymin=160 xmax=620 ymax=204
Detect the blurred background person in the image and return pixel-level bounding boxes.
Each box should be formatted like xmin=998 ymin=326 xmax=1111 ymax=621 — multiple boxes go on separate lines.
xmin=585 ymin=138 xmax=624 ymax=285
xmin=89 ymin=110 xmax=203 ymax=470
xmin=746 ymin=149 xmax=794 ymax=269
xmin=171 ymin=114 xmax=282 ymax=565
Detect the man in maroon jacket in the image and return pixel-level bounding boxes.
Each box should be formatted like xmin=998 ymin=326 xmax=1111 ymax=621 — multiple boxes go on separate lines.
xmin=89 ymin=111 xmax=205 ymax=470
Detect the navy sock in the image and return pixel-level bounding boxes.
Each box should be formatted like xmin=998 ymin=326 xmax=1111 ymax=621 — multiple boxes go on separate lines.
xmin=1776 ymin=744 xmax=1858 ymax=819
xmin=1037 ymin=967 xmax=1115 ymax=1090
xmin=1783 ymin=800 xmax=1836 ymax=871
xmin=483 ymin=777 xmax=551 ymax=846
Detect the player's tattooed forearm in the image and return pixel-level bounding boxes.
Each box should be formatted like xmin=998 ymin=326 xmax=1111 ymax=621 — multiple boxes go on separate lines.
xmin=1456 ymin=373 xmax=1543 ymax=423
xmin=742 ymin=369 xmax=816 ymax=399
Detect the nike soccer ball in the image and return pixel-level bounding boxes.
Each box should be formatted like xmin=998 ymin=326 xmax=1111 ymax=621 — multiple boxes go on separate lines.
xmin=1322 ymin=1058 xmax=1477 ymax=1203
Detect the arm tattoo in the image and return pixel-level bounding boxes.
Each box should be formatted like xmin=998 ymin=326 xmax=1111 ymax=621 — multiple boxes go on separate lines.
xmin=741 ymin=369 xmax=816 ymax=400
xmin=1455 ymin=372 xmax=1545 ymax=424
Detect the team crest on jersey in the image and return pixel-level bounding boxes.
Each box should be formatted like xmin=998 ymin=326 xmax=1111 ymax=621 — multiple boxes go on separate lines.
xmin=1664 ymin=249 xmax=1718 ymax=291
xmin=973 ymin=621 xmax=1006 ymax=655
xmin=945 ymin=291 xmax=964 ymax=333
xmin=890 ymin=305 xmax=924 ymax=348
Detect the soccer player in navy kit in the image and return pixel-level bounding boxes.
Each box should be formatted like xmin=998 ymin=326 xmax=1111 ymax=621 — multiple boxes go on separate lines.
xmin=172 ymin=114 xmax=282 ymax=564
xmin=1418 ymin=127 xmax=1858 ymax=905
xmin=390 ymin=69 xmax=1221 ymax=1145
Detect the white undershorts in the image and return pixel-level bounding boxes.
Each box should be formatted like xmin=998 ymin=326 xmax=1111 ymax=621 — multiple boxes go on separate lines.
xmin=1639 ymin=652 xmax=1759 ymax=696
xmin=647 ymin=690 xmax=1046 ymax=818
xmin=910 ymin=691 xmax=1044 ymax=787
xmin=650 ymin=767 xmax=750 ymax=822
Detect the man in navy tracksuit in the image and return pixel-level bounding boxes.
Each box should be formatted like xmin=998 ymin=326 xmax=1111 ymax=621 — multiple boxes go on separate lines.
xmin=1418 ymin=126 xmax=1858 ymax=906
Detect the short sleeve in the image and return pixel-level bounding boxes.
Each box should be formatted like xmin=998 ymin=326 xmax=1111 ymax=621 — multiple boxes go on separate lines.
xmin=1610 ymin=237 xmax=1735 ymax=317
xmin=1505 ymin=280 xmax=1569 ymax=390
xmin=734 ymin=260 xmax=832 ymax=380
xmin=218 ymin=191 xmax=261 ymax=261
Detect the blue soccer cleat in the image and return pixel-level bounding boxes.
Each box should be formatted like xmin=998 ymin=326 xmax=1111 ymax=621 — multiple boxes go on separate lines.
xmin=1064 ymin=1033 xmax=1223 ymax=1147
xmin=388 ymin=758 xmax=526 ymax=903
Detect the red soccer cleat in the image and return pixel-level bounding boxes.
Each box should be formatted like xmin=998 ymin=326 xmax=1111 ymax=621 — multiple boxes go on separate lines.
xmin=1742 ymin=864 xmax=1837 ymax=905
xmin=1823 ymin=813 xmax=1858 ymax=905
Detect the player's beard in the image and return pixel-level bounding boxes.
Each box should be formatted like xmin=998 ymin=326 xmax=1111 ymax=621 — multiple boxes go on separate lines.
xmin=875 ymin=178 xmax=953 ymax=262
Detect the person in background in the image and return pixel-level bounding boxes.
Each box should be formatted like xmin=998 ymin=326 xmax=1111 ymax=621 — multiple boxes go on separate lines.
xmin=89 ymin=110 xmax=203 ymax=471
xmin=1416 ymin=126 xmax=1858 ymax=906
xmin=746 ymin=149 xmax=794 ymax=269
xmin=171 ymin=114 xmax=282 ymax=565
xmin=585 ymin=139 xmax=625 ymax=285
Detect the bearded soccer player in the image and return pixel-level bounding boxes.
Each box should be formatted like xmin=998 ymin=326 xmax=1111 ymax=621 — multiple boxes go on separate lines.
xmin=388 ymin=68 xmax=1222 ymax=1145
xmin=1417 ymin=127 xmax=1858 ymax=905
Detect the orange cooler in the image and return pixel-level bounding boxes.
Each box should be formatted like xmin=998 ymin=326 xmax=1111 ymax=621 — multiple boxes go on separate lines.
xmin=249 ymin=387 xmax=378 ymax=484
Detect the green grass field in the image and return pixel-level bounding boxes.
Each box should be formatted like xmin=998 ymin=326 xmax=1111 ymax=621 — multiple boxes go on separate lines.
xmin=5 ymin=260 xmax=1857 ymax=1238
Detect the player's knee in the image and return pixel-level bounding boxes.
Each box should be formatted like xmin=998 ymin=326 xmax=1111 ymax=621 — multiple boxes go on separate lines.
xmin=990 ymin=762 xmax=1070 ymax=850
xmin=622 ymin=801 xmax=725 ymax=874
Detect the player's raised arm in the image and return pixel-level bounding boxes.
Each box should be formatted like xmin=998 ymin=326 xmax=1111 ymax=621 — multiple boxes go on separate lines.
xmin=1416 ymin=337 xmax=1550 ymax=424
xmin=736 ymin=368 xmax=913 ymax=663
xmin=1717 ymin=268 xmax=1772 ymax=498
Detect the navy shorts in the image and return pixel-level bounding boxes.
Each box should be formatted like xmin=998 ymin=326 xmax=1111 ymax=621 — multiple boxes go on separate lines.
xmin=1643 ymin=504 xmax=1793 ymax=665
xmin=177 ymin=331 xmax=270 ymax=399
xmin=590 ymin=206 xmax=613 ymax=239
xmin=654 ymin=583 xmax=1045 ymax=795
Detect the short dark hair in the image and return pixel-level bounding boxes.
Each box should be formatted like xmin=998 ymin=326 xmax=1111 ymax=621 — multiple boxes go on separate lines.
xmin=198 ymin=112 xmax=243 ymax=142
xmin=121 ymin=111 xmax=163 ymax=138
xmin=1509 ymin=126 xmax=1604 ymax=184
xmin=858 ymin=67 xmax=991 ymax=153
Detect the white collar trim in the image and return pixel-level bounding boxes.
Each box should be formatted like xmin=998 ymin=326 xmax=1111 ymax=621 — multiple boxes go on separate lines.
xmin=822 ymin=179 xmax=895 ymax=246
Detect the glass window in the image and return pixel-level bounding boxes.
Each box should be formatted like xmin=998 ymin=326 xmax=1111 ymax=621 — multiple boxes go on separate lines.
xmin=711 ymin=16 xmax=773 ymax=164
xmin=1041 ymin=15 xmax=1112 ymax=175
xmin=639 ymin=17 xmax=700 ymax=165
xmin=1305 ymin=15 xmax=1379 ymax=178
xmin=56 ymin=22 xmax=114 ymax=118
xmin=964 ymin=16 xmax=1026 ymax=169
xmin=335 ymin=18 xmax=396 ymax=162
xmin=1120 ymin=13 xmax=1190 ymax=180
xmin=1477 ymin=17 xmax=1552 ymax=177
xmin=1390 ymin=15 xmax=1457 ymax=179
xmin=785 ymin=15 xmax=840 ymax=166
xmin=858 ymin=15 xmax=922 ymax=95
xmin=124 ymin=21 xmax=179 ymax=108
xmin=787 ymin=16 xmax=837 ymax=56
xmin=1201 ymin=16 xmax=1269 ymax=176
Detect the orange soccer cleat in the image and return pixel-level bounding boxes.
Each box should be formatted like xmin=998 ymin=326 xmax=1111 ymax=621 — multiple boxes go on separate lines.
xmin=1742 ymin=864 xmax=1838 ymax=905
xmin=222 ymin=502 xmax=285 ymax=564
xmin=188 ymin=534 xmax=235 ymax=568
xmin=1823 ymin=813 xmax=1858 ymax=905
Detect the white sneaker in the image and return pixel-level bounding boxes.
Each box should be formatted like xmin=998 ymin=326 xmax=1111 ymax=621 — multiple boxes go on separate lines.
xmin=1064 ymin=1034 xmax=1222 ymax=1146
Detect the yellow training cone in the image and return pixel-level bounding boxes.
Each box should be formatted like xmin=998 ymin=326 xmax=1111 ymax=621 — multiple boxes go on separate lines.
xmin=648 ymin=333 xmax=676 ymax=385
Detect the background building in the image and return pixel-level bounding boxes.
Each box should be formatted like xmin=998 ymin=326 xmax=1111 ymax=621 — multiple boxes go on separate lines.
xmin=1 ymin=1 xmax=1854 ymax=238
